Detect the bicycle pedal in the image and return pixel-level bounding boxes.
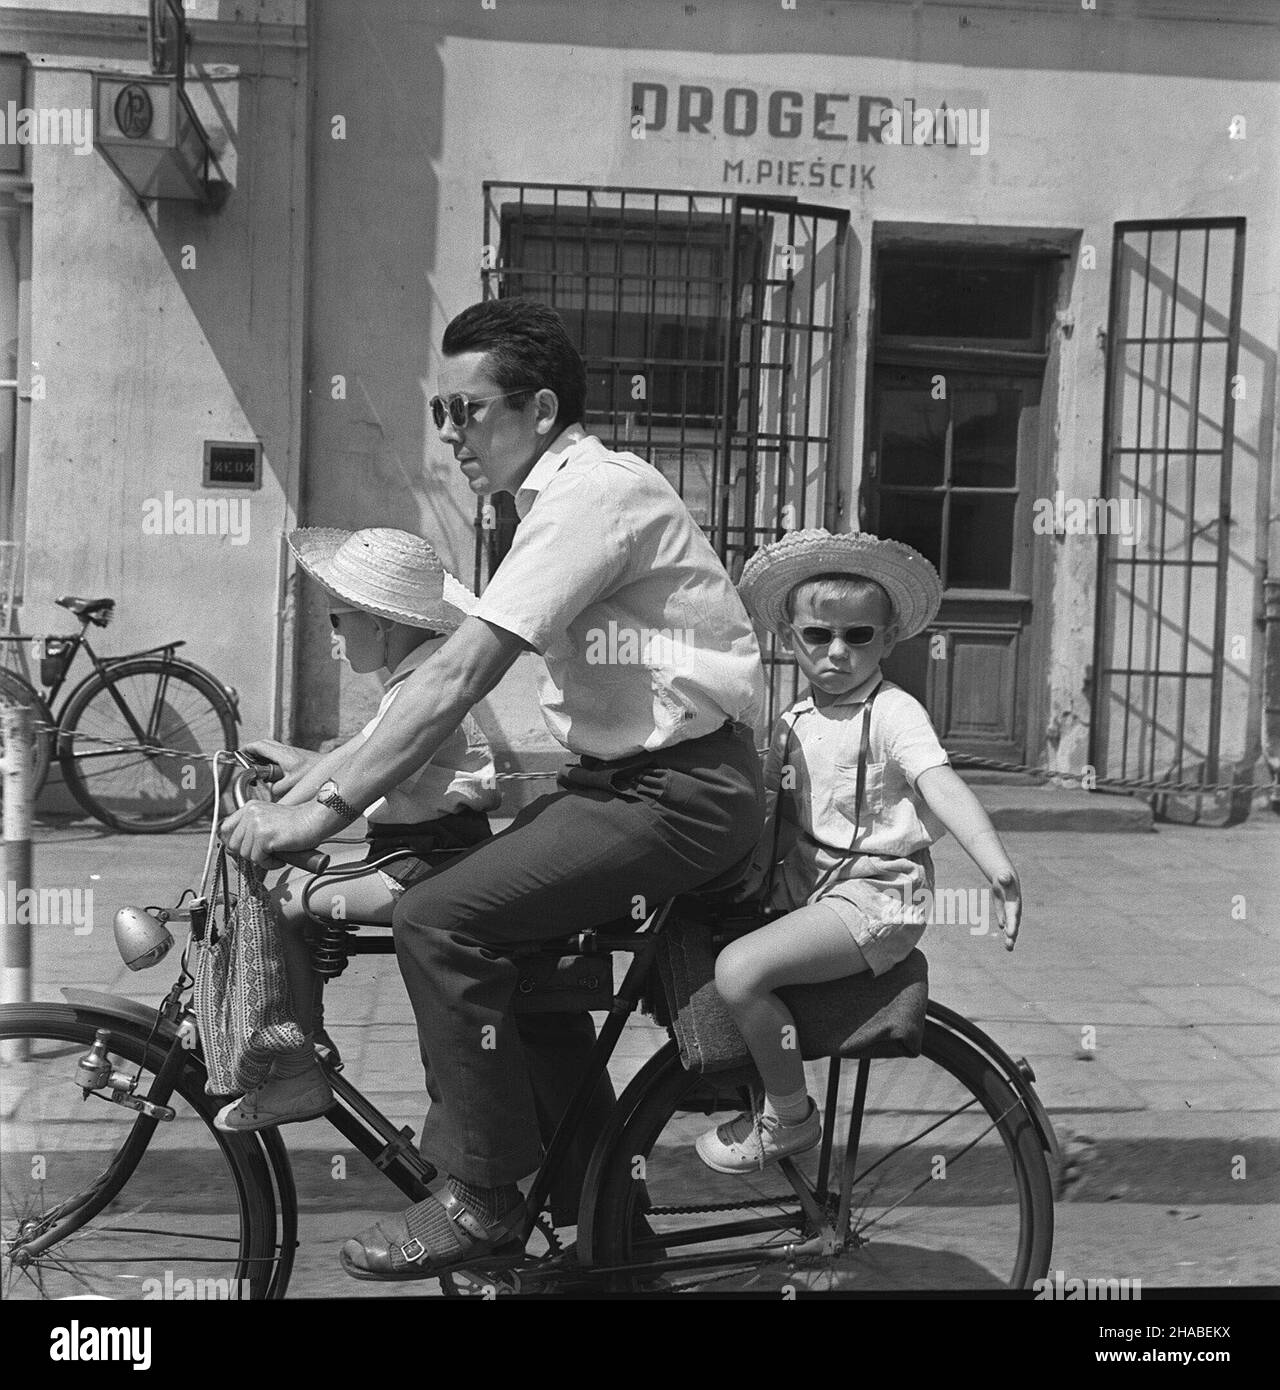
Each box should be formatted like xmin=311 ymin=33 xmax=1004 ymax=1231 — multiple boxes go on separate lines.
xmin=447 ymin=1263 xmax=523 ymax=1296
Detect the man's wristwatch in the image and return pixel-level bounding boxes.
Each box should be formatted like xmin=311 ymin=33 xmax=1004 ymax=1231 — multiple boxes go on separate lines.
xmin=315 ymin=780 xmax=360 ymax=825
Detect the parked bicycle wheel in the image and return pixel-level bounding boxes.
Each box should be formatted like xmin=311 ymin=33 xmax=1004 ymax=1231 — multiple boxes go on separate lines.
xmin=57 ymin=658 xmax=237 ymax=832
xmin=0 ymin=1004 xmax=279 ymax=1301
xmin=0 ymin=668 xmax=53 ymax=803
xmin=585 ymin=1019 xmax=1054 ymax=1292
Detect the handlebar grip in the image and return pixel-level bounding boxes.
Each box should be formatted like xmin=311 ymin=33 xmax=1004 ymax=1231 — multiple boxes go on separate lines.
xmin=272 ymin=849 xmax=331 ymax=875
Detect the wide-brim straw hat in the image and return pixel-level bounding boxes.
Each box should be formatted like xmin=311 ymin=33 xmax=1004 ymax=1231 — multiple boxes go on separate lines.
xmin=286 ymin=527 xmax=476 ymax=632
xmin=738 ymin=528 xmax=943 ymax=640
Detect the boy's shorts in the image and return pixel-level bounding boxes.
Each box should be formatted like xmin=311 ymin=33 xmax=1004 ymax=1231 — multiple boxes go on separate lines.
xmin=772 ymin=847 xmax=934 ymax=977
xmin=811 ymin=887 xmax=928 ymax=976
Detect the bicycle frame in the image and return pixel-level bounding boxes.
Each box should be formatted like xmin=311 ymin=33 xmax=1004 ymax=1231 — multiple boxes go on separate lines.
xmin=1 ymin=619 xmax=191 ymax=722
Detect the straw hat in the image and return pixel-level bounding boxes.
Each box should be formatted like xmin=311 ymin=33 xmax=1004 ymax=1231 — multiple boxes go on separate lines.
xmin=286 ymin=528 xmax=476 ymax=632
xmin=738 ymin=528 xmax=943 ymax=640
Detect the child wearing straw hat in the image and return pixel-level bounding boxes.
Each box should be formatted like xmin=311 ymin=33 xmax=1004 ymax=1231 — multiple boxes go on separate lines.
xmin=694 ymin=528 xmax=1022 ymax=1174
xmin=214 ymin=527 xmax=500 ymax=1133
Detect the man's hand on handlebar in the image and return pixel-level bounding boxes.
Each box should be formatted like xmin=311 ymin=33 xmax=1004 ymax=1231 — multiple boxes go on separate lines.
xmin=219 ymin=799 xmax=332 ymax=873
xmin=239 ymin=738 xmax=320 ymax=796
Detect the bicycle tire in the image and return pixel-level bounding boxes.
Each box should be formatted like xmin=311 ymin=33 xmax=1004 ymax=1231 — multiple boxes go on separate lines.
xmin=57 ymin=658 xmax=238 ymax=832
xmin=0 ymin=668 xmax=53 ymax=803
xmin=0 ymin=1003 xmax=282 ymax=1301
xmin=584 ymin=1019 xmax=1054 ymax=1292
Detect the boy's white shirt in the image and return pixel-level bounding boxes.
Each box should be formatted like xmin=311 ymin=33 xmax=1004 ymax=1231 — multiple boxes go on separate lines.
xmin=358 ymin=638 xmax=500 ymax=823
xmin=758 ymin=667 xmax=950 ymax=882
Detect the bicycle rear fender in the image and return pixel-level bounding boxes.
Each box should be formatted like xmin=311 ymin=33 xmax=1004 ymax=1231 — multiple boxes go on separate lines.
xmin=927 ymin=1000 xmax=1061 ymax=1165
xmin=58 ymin=656 xmax=240 ymax=725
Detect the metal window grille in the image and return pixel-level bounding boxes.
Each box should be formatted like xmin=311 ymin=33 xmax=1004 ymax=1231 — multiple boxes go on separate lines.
xmin=1091 ymin=218 xmax=1246 ymax=815
xmin=480 ymin=182 xmax=849 ymax=726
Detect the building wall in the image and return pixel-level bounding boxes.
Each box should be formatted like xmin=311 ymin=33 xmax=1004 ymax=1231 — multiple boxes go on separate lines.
xmin=2 ymin=0 xmax=307 ymax=806
xmin=4 ymin=1 xmax=1275 ymax=812
xmin=302 ymin=0 xmax=1277 ymax=794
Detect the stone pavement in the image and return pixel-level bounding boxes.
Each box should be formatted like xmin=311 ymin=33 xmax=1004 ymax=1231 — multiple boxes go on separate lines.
xmin=10 ymin=811 xmax=1279 ymax=1201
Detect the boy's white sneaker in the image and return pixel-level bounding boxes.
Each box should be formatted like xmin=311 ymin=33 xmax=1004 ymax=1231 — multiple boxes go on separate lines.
xmin=695 ymin=1102 xmax=821 ymax=1174
xmin=213 ymin=1065 xmax=334 ymax=1133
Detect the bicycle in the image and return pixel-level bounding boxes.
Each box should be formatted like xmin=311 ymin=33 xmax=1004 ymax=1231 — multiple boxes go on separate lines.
xmin=0 ymin=754 xmax=1058 ymax=1297
xmin=0 ymin=594 xmax=239 ymax=832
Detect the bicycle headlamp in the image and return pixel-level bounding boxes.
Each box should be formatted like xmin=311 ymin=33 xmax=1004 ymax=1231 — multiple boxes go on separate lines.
xmin=114 ymin=906 xmax=174 ymax=972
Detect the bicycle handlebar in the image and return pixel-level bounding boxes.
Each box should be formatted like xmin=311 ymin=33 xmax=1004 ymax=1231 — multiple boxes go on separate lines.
xmin=273 ymin=847 xmax=333 ymax=875
xmin=226 ymin=756 xmax=331 ymax=875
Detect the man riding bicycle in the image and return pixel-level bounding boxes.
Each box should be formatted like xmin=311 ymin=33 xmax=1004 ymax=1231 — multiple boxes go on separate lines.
xmin=221 ymin=298 xmax=766 ymax=1280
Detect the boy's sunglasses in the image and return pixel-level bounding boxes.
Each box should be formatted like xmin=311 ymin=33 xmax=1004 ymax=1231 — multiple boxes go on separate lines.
xmin=429 ymin=390 xmax=528 ymax=430
xmin=328 ymin=607 xmax=362 ymax=630
xmin=792 ymin=623 xmax=888 ymax=647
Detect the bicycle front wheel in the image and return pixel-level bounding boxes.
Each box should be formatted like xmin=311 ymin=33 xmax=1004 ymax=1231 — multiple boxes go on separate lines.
xmin=58 ymin=659 xmax=237 ymax=832
xmin=586 ymin=1019 xmax=1054 ymax=1292
xmin=0 ymin=1004 xmax=280 ymax=1301
xmin=0 ymin=668 xmax=53 ymax=802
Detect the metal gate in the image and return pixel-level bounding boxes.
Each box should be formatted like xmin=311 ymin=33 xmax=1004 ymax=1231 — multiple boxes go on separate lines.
xmin=1091 ymin=218 xmax=1246 ymax=816
xmin=480 ymin=182 xmax=849 ymax=726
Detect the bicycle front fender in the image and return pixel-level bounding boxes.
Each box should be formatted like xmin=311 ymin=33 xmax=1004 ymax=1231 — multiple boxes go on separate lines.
xmin=60 ymin=987 xmax=185 ymax=1043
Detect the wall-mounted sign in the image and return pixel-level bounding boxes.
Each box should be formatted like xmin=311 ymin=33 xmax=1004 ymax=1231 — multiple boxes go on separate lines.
xmin=203 ymin=440 xmax=262 ymax=490
xmin=92 ymin=73 xmax=219 ymax=202
xmin=113 ymin=83 xmax=155 ymax=140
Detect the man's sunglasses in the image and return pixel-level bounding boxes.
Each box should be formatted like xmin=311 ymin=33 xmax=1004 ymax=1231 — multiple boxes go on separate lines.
xmin=428 ymin=391 xmax=529 ymax=430
xmin=792 ymin=623 xmax=889 ymax=647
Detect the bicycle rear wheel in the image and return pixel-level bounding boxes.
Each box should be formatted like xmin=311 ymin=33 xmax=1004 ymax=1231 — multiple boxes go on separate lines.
xmin=0 ymin=1004 xmax=279 ymax=1300
xmin=586 ymin=1019 xmax=1054 ymax=1292
xmin=58 ymin=659 xmax=237 ymax=832
xmin=0 ymin=668 xmax=53 ymax=802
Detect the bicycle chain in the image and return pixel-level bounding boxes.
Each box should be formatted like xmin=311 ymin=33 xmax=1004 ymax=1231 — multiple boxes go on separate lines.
xmin=649 ymin=1197 xmax=794 ymax=1216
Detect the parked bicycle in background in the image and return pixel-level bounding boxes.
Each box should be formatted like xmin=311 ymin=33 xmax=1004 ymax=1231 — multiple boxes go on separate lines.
xmin=0 ymin=594 xmax=239 ymax=832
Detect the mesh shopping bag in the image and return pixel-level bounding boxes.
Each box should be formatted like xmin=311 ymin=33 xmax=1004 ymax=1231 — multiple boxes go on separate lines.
xmin=193 ymin=848 xmax=306 ymax=1096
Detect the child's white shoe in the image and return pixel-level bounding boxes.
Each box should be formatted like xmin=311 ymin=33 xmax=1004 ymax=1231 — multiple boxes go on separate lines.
xmin=213 ymin=1064 xmax=334 ymax=1133
xmin=695 ymin=1101 xmax=821 ymax=1174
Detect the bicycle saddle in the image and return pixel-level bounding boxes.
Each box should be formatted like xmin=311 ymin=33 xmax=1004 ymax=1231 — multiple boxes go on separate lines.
xmin=56 ymin=595 xmax=115 ymax=624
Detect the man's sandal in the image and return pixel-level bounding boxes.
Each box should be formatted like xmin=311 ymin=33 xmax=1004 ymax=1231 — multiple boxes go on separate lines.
xmin=339 ymin=1191 xmax=527 ymax=1282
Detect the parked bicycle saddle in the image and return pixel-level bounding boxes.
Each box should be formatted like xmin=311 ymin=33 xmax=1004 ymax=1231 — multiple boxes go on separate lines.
xmin=56 ymin=595 xmax=115 ymax=624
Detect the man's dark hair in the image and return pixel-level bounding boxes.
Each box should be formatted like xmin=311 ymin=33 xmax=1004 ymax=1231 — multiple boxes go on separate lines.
xmin=442 ymin=299 xmax=587 ymax=429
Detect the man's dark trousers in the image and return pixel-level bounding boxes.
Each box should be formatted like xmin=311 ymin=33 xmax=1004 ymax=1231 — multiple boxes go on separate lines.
xmin=391 ymin=719 xmax=764 ymax=1216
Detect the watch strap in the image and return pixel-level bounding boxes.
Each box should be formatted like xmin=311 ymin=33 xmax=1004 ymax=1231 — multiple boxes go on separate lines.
xmin=316 ymin=783 xmax=360 ymax=824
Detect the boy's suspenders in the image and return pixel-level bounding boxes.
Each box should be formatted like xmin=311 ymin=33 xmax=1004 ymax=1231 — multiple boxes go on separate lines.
xmin=765 ymin=679 xmax=884 ymax=898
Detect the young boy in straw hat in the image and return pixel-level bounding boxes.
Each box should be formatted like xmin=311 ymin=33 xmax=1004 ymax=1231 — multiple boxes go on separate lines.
xmin=695 ymin=527 xmax=1022 ymax=1174
xmin=215 ymin=527 xmax=500 ymax=1133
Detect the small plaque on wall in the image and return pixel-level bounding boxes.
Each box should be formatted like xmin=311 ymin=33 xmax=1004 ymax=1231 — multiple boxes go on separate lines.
xmin=203 ymin=440 xmax=262 ymax=489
